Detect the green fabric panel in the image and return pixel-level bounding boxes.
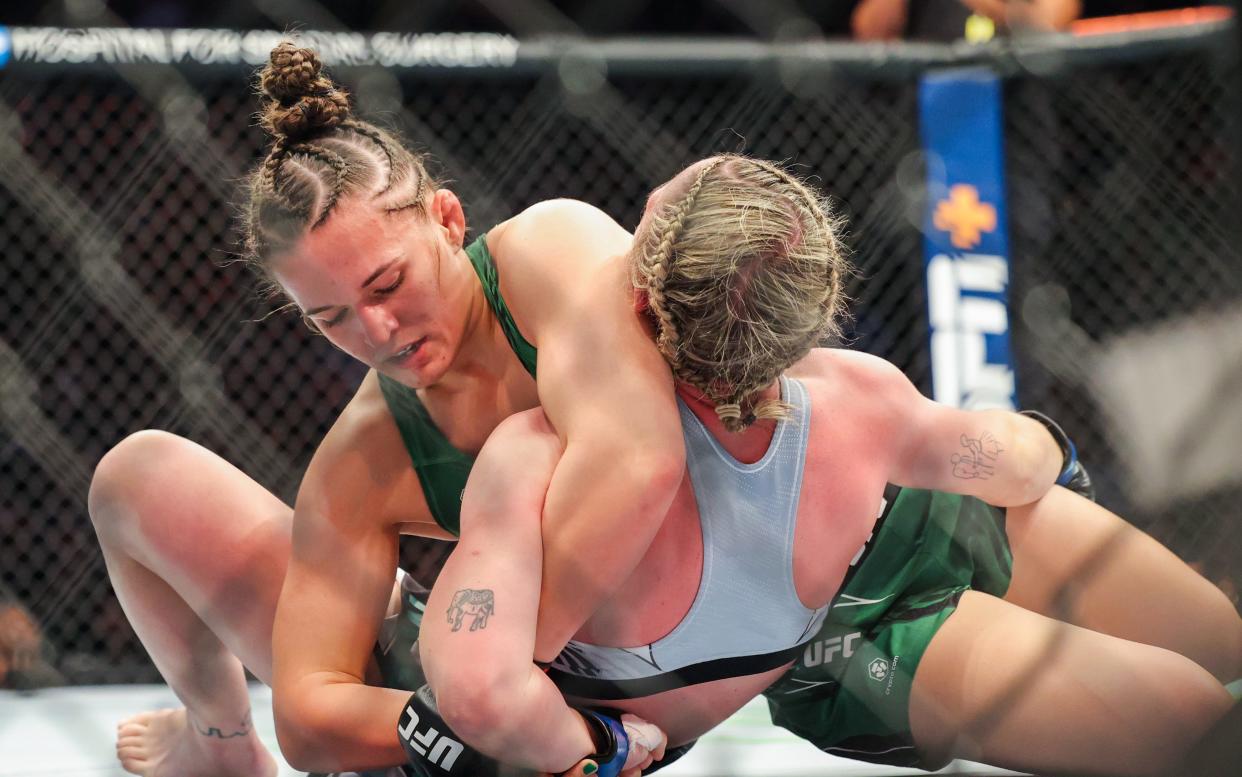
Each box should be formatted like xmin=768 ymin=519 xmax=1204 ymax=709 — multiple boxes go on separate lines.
xmin=465 ymin=233 xmax=537 ymax=377
xmin=375 ymin=232 xmax=539 ymax=535
xmin=762 ymin=485 xmax=1012 ymax=769
xmin=377 ymin=374 xmax=471 ymax=536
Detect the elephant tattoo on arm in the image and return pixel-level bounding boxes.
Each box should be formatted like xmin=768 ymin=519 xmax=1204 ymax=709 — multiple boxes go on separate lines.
xmin=446 ymin=588 xmax=495 ymax=632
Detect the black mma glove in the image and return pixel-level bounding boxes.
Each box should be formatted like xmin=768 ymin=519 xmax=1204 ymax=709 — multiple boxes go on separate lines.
xmin=1019 ymin=410 xmax=1095 ymax=501
xmin=397 ymin=684 xmax=512 ymax=777
xmin=396 ymin=686 xmax=634 ymax=777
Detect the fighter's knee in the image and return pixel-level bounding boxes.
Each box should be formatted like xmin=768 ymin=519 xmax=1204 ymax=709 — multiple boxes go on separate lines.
xmin=1212 ymin=592 xmax=1242 ymax=681
xmin=1180 ymin=575 xmax=1242 ymax=682
xmin=88 ymin=430 xmax=193 ymax=533
xmin=1139 ymin=654 xmax=1232 ymax=773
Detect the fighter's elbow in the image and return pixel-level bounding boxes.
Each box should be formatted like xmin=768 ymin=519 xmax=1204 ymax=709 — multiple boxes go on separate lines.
xmin=620 ymin=446 xmax=684 ymax=502
xmin=271 ymin=684 xmax=347 ymax=773
xmin=996 ymin=469 xmax=1046 ymax=508
xmin=434 ymin=677 xmax=519 ymax=755
xmin=272 ymin=702 xmax=326 ymax=772
xmin=561 ymin=432 xmax=683 ymax=510
xmin=982 ymin=440 xmax=1051 ymax=507
xmin=1013 ymin=417 xmax=1063 ymax=504
xmin=276 ymin=737 xmax=318 ymax=774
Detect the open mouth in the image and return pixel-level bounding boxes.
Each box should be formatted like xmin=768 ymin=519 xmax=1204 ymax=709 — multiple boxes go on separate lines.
xmin=388 ymin=337 xmax=426 ymax=365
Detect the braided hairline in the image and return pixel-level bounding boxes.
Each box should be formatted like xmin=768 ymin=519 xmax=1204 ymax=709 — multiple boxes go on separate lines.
xmin=297 ymin=143 xmax=351 ymax=228
xmin=257 ymin=122 xmax=425 ymax=238
xmin=254 ymin=41 xmax=434 ymax=246
xmin=748 ymin=158 xmax=845 ymax=322
xmin=343 ymin=120 xmax=403 ymax=198
xmin=640 ymin=157 xmax=729 ymax=375
xmin=650 ymin=156 xmax=829 ymax=431
xmin=641 ymin=156 xmax=762 ymax=422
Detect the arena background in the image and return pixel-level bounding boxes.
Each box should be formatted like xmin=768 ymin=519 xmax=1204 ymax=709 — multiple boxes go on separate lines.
xmin=0 ymin=1 xmax=1240 ymax=774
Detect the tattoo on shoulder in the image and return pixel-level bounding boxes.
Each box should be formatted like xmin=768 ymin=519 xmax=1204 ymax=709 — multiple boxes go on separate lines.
xmin=193 ymin=711 xmax=253 ymax=739
xmin=950 ymin=431 xmax=1004 ymax=480
xmin=446 ymin=588 xmax=495 ymax=632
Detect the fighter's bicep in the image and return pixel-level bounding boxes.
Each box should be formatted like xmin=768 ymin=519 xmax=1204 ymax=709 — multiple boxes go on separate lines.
xmin=460 ymin=409 xmax=562 ymax=534
xmin=420 ymin=413 xmax=553 ymax=695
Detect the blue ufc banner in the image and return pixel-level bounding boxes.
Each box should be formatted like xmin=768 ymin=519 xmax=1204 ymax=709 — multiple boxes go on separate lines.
xmin=918 ymin=68 xmax=1015 ymax=410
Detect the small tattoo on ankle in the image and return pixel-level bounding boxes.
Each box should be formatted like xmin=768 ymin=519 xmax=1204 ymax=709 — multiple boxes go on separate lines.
xmin=192 ymin=710 xmax=253 ymax=739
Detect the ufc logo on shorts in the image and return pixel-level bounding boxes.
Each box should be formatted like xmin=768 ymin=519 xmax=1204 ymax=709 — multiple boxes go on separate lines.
xmin=399 ymin=705 xmax=465 ymax=771
xmin=802 ymin=632 xmax=860 ymax=667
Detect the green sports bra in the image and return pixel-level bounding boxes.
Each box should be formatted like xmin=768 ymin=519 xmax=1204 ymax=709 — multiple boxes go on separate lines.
xmin=377 ymin=233 xmax=537 ymax=536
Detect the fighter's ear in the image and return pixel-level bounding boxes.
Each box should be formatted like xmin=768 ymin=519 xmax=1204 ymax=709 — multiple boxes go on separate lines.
xmin=428 ymin=188 xmax=466 ymax=250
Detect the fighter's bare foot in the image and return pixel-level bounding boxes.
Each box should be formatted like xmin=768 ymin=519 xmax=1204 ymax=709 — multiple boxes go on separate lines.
xmin=116 ymin=707 xmax=278 ymax=777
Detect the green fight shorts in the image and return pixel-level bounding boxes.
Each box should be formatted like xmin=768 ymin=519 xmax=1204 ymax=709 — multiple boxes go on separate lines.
xmin=374 ymin=569 xmax=432 ymax=693
xmin=762 ymin=485 xmax=1012 ymax=769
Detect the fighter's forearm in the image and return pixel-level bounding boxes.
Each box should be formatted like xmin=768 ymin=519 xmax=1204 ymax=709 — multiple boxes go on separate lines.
xmin=534 ymin=441 xmax=682 ymax=660
xmin=419 ymin=412 xmax=603 ymax=772
xmin=433 ymin=664 xmax=597 ymax=772
xmin=274 ymin=677 xmax=411 ymax=773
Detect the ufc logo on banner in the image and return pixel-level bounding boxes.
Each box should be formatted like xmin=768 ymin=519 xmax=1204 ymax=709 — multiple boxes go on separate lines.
xmin=399 ymin=705 xmax=465 ymax=771
xmin=926 ymin=252 xmax=1015 ymax=411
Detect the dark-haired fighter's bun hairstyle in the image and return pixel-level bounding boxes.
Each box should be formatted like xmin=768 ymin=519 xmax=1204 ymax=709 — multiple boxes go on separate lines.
xmin=242 ymin=42 xmax=436 ymax=281
xmin=258 ymin=42 xmax=353 ymax=142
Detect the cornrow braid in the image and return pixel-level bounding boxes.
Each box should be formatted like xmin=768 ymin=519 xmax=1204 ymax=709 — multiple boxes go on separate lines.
xmin=639 ymin=157 xmax=728 ymax=370
xmin=297 ymin=144 xmax=351 ymax=227
xmin=748 ymin=157 xmax=850 ymax=337
xmin=632 ymin=154 xmax=852 ymax=433
xmin=242 ymin=42 xmax=440 ymax=285
xmin=343 ymin=120 xmax=400 ymax=196
xmin=261 ymin=138 xmax=290 ymax=192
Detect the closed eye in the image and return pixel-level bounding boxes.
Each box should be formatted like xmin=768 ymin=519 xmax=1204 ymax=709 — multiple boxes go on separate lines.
xmin=374 ymin=273 xmax=403 ymax=296
xmin=314 ymin=269 xmax=402 ymax=329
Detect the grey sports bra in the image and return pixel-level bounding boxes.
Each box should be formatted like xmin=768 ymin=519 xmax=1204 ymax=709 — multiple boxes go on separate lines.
xmin=545 ymin=376 xmax=829 ymax=699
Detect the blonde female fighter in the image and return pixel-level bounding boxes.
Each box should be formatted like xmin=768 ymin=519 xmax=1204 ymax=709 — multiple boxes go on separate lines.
xmin=413 ymin=155 xmax=1241 ymax=777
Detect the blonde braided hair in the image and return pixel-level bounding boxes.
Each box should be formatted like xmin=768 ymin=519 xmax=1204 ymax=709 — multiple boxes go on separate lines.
xmin=642 ymin=157 xmax=727 ymax=368
xmin=633 ymin=155 xmax=851 ymax=432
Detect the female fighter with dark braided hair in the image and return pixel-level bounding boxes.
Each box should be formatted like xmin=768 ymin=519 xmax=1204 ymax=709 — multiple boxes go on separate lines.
xmin=90 ymin=41 xmax=683 ymax=777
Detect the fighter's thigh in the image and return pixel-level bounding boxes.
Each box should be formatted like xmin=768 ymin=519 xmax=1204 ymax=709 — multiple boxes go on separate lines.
xmin=89 ymin=431 xmax=293 ymax=636
xmin=1002 ymin=486 xmax=1241 ymax=680
xmin=910 ymin=590 xmax=1230 ymax=776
